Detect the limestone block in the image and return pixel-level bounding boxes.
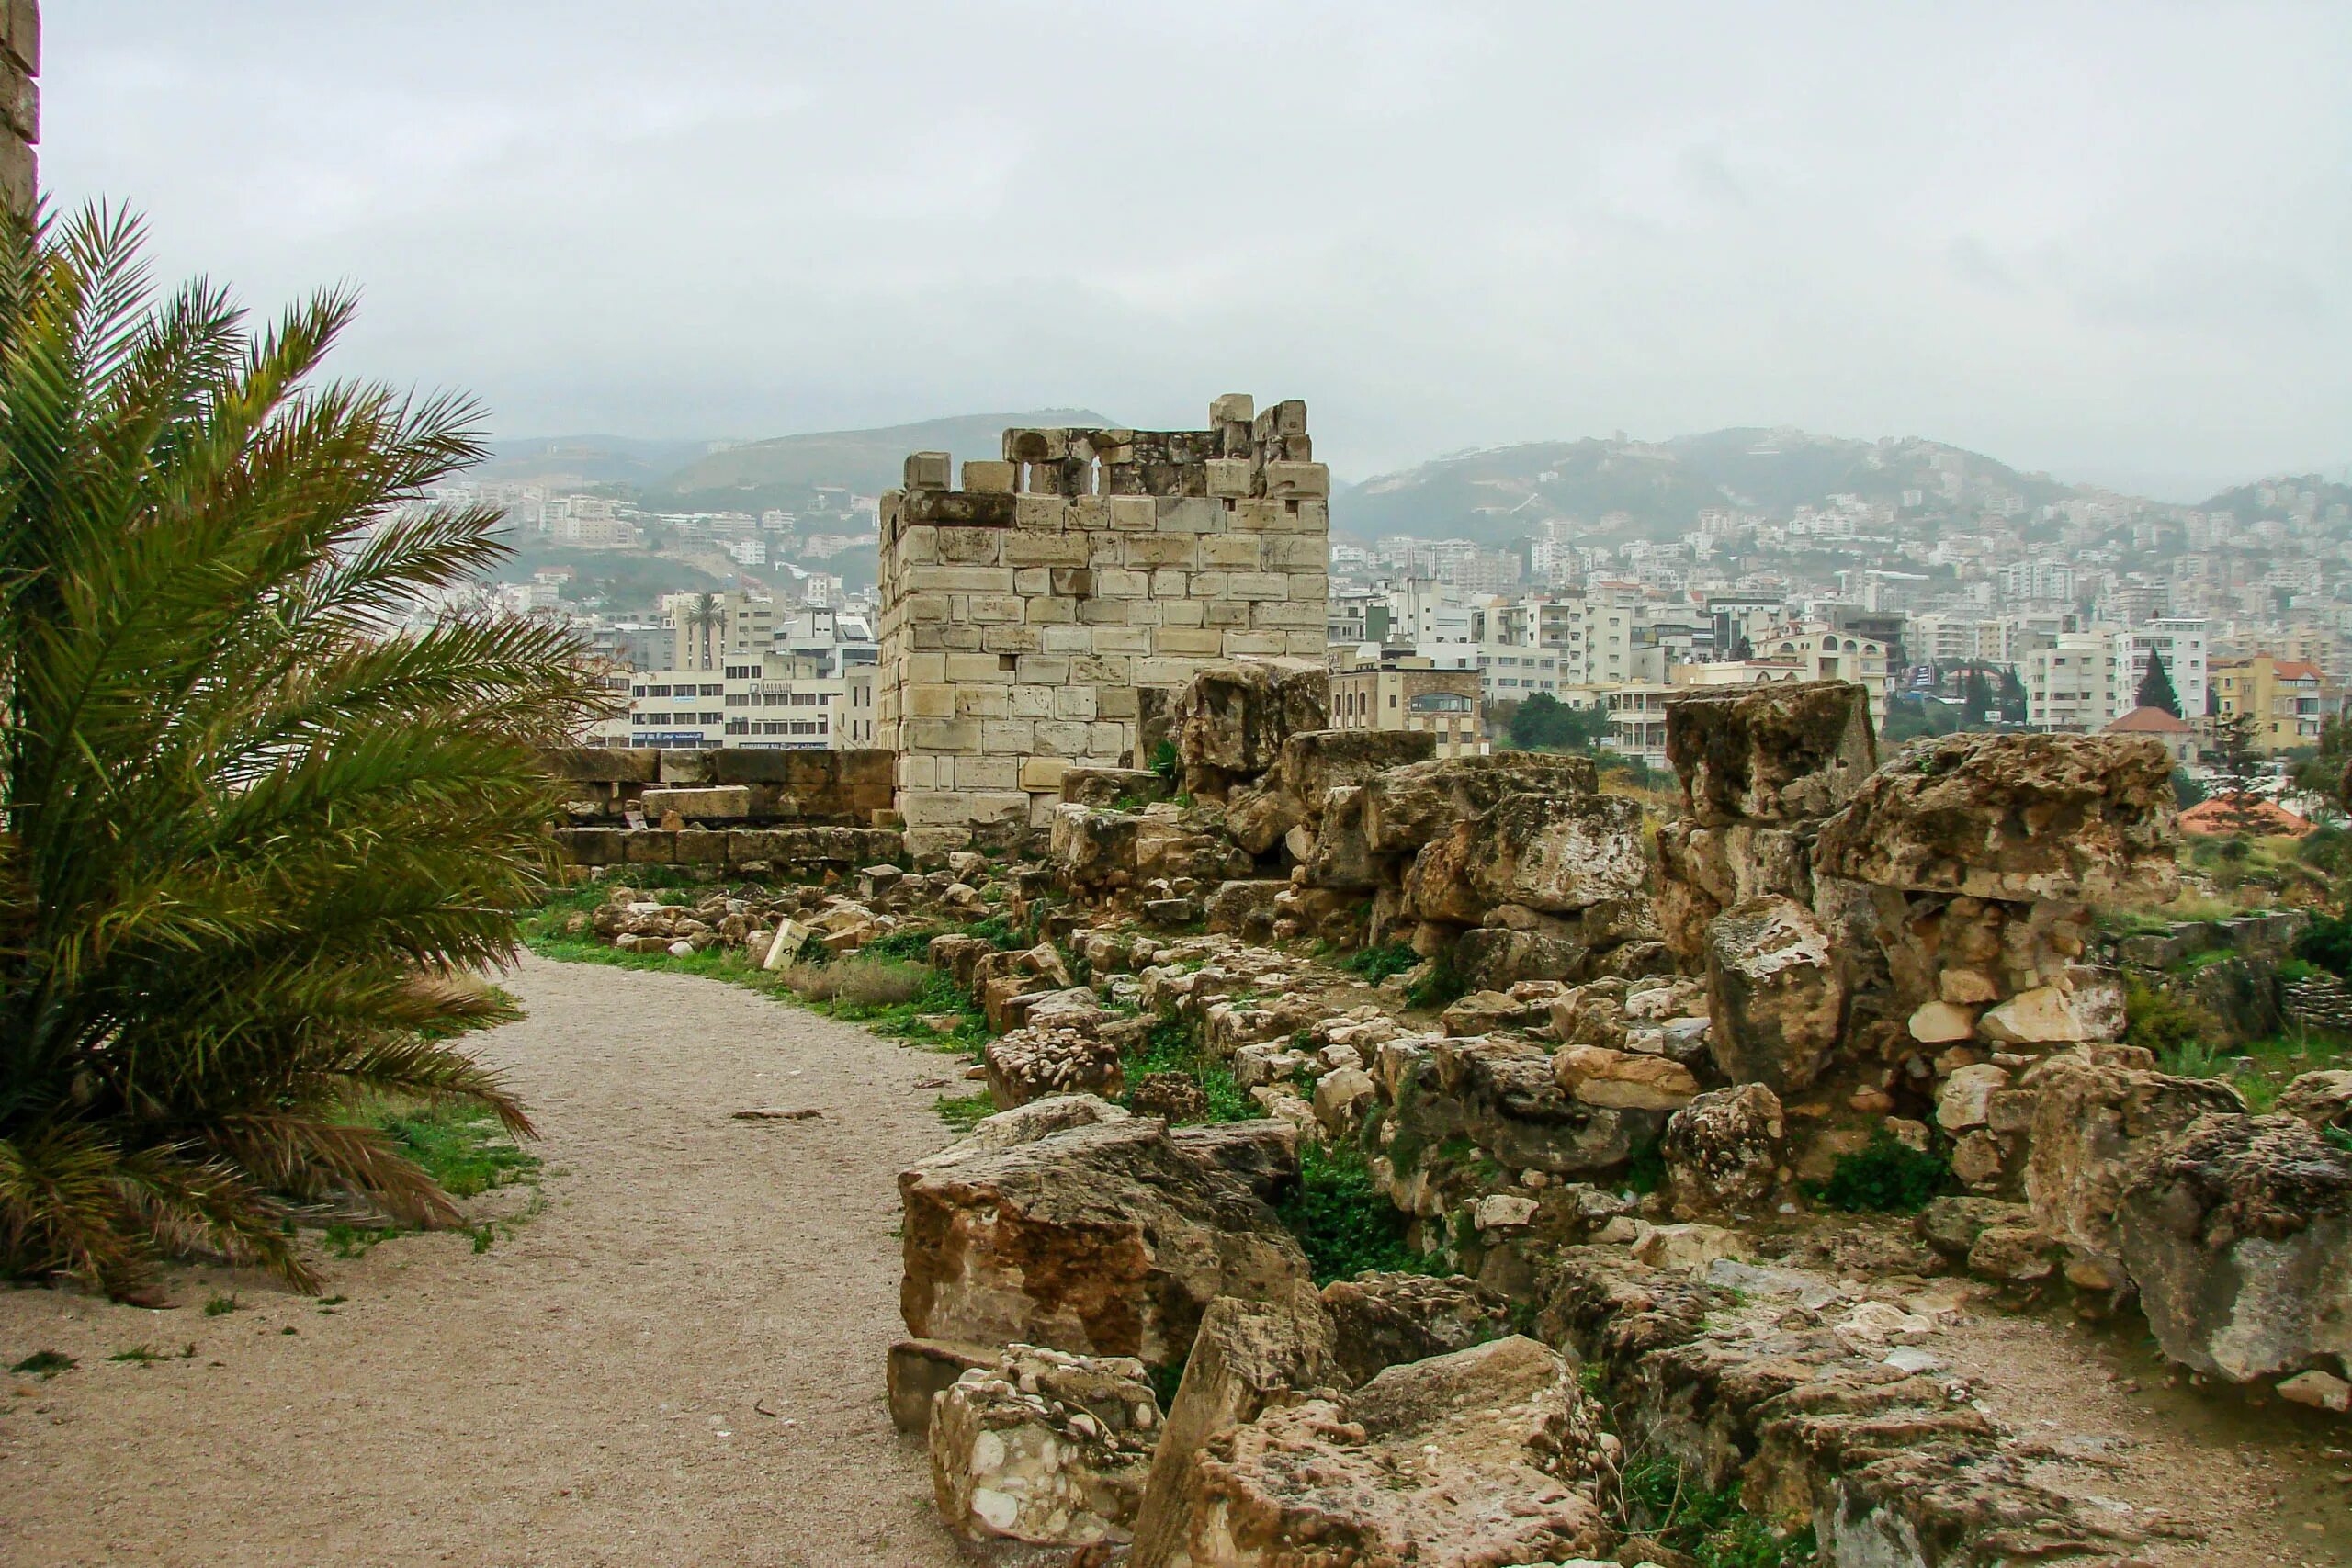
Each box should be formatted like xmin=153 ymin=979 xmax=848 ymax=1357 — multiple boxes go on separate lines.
xmin=895 ymin=525 xmax=941 ymax=564
xmin=903 ymin=593 xmax=953 ymax=624
xmin=1208 ymin=392 xmax=1256 ymax=423
xmin=1006 ymin=687 xmax=1051 ymax=718
xmin=1260 ymin=535 xmax=1327 ymax=570
xmin=1160 ymin=600 xmax=1206 ymax=627
xmin=905 ymin=564 xmax=1019 ymax=594
xmin=909 ymin=684 xmax=957 ymax=719
xmin=1016 ymin=655 xmax=1071 ymax=686
xmin=1220 ymin=631 xmax=1288 ymax=657
xmin=1088 ymin=721 xmax=1131 ymax=754
xmin=961 ymin=458 xmax=1017 ymax=493
xmin=981 ymin=625 xmax=1044 ymax=655
xmin=1283 ymin=571 xmax=1329 ymax=603
xmin=1081 ymin=629 xmax=1151 ymax=657
xmin=1029 ymin=596 xmax=1077 ymax=625
xmin=1225 ymin=571 xmax=1289 ymax=602
xmin=905 ymin=450 xmax=952 ymax=490
xmin=1016 ymin=495 xmax=1069 ymax=529
xmin=1036 ymin=719 xmax=1092 ymax=756
xmin=1228 ymin=500 xmax=1291 ymax=534
xmin=1048 ymin=568 xmax=1094 ymax=598
xmin=640 ymin=785 xmax=751 ymax=820
xmin=1071 ymin=653 xmax=1136 ymax=684
xmin=1205 ymin=458 xmax=1255 ymax=497
xmin=1157 ymin=626 xmax=1225 ymax=656
xmin=1262 ymin=461 xmax=1330 ymax=499
xmin=968 ymin=593 xmax=1028 ymax=623
xmin=981 ymin=718 xmax=1038 ymax=753
xmin=1020 ymin=758 xmax=1070 ymax=793
xmin=1149 ymin=568 xmax=1192 ymax=598
xmin=1197 ymin=534 xmax=1261 ymax=570
xmin=944 ymin=652 xmax=1013 ymax=684
xmin=1006 ymin=533 xmax=1091 ymax=567
xmin=1096 ymin=568 xmax=1149 ymax=598
xmin=1099 ymin=687 xmax=1139 ymax=720
xmin=902 ymin=790 xmax=982 ymax=826
xmin=1156 ymin=497 xmax=1227 ymax=534
xmin=1124 ymin=534 xmax=1198 ymax=568
xmin=959 ymin=687 xmax=1014 ymax=718
xmin=1054 ymin=687 xmax=1100 ymax=721
xmin=937 ymin=527 xmax=1003 ymax=564
xmin=1068 ymin=495 xmax=1109 ymax=530
xmin=909 ymin=717 xmax=982 ymax=752
xmin=1109 ymin=496 xmax=1157 ymax=531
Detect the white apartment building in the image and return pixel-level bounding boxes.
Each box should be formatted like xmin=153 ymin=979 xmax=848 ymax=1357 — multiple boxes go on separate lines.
xmin=2023 ymin=629 xmax=2124 ymax=733
xmin=595 ymin=656 xmax=871 ymax=751
xmin=2002 ymin=558 xmax=2077 ymax=605
xmin=2116 ymin=618 xmax=2209 ymax=719
xmin=660 ymin=590 xmax=776 ymax=671
xmin=1750 ymin=622 xmax=1891 ymax=727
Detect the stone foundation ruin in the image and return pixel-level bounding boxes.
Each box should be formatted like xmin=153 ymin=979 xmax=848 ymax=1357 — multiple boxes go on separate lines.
xmin=874 ymin=396 xmax=1330 ymax=861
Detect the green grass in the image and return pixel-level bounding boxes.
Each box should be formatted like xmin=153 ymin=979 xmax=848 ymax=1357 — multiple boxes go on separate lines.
xmin=1118 ymin=1019 xmax=1255 ymax=1124
xmin=8 ymin=1349 xmax=73 ymax=1378
xmin=1340 ymin=942 xmax=1420 ymax=984
xmin=1404 ymin=955 xmax=1468 ymax=1011
xmin=107 ymin=1345 xmax=164 ymax=1364
xmin=1806 ymin=1134 xmax=1951 ymax=1214
xmin=1274 ymin=1140 xmax=1437 ymax=1286
xmin=374 ymin=1101 xmax=542 ymax=1199
xmin=1621 ymin=1450 xmax=1818 ymax=1567
xmin=934 ymin=1090 xmax=995 ymax=1132
xmin=201 ymin=1292 xmax=239 ymax=1317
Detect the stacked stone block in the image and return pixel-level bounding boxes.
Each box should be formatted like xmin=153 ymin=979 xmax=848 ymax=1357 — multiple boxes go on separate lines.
xmin=0 ymin=2 xmax=35 ymax=215
xmin=876 ymin=395 xmax=1331 ymax=855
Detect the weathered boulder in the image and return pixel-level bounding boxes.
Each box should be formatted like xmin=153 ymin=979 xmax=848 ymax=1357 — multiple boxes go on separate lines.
xmin=1405 ymin=794 xmax=1649 ymax=923
xmin=1702 ymin=896 xmax=1847 ymax=1092
xmin=1051 ymin=805 xmax=1142 ymax=890
xmin=1317 ymin=1271 xmax=1513 ymax=1389
xmin=985 ymin=1021 xmax=1126 ymax=1109
xmin=1129 ymin=1071 xmax=1211 ymax=1124
xmin=1225 ymin=729 xmax=1435 ymax=855
xmin=1298 ymin=784 xmax=1381 ymax=890
xmin=1814 ymin=732 xmax=2179 ymax=903
xmin=1661 ymin=1084 xmax=1786 ymax=1220
xmin=2116 ymin=1112 xmax=2352 ymax=1382
xmin=1170 ymin=660 xmax=1330 ymax=798
xmin=1163 ymin=1337 xmax=1616 ymax=1568
xmin=1127 ymin=1295 xmax=1337 ymax=1568
xmin=1360 ymin=751 xmax=1600 ymax=857
xmin=2278 ymin=1068 xmax=2352 ymax=1131
xmin=936 ymin=1093 xmax=1133 ymax=1157
xmin=1916 ymin=1195 xmax=2034 ymax=1259
xmin=899 ymin=1115 xmax=1315 ymax=1368
xmin=1977 ymin=973 xmax=2125 ymax=1045
xmin=1666 ymin=679 xmax=1876 ymax=827
xmin=2021 ymin=1046 xmax=2246 ymax=1276
xmin=1426 ymin=1034 xmax=1654 ymax=1177
xmin=1552 ymin=1043 xmax=1701 ymax=1111
xmin=928 ymin=1344 xmax=1161 ymax=1545
xmin=1205 ymin=879 xmax=1289 ymax=941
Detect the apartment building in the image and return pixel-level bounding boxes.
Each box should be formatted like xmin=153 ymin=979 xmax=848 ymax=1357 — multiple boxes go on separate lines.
xmin=1329 ymin=654 xmax=1485 ymax=759
xmin=1748 ymin=621 xmax=1890 ymax=727
xmin=659 ymin=590 xmax=776 ymax=671
xmin=2212 ymin=654 xmax=2327 ymax=752
xmin=2117 ymin=618 xmax=2209 ymax=720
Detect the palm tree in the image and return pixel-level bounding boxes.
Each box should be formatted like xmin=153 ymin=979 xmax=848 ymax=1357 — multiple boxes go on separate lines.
xmin=0 ymin=208 xmax=607 ymax=1297
xmin=684 ymin=591 xmax=721 ymax=669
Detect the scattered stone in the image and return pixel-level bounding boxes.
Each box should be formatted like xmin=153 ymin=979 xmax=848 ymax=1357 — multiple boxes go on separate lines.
xmin=2277 ymin=1369 xmax=2352 ymax=1413
xmin=1127 ymin=1072 xmax=1209 ymax=1123
xmin=1703 ymin=896 xmax=1845 ymax=1092
xmin=1317 ymin=1271 xmax=1511 ymax=1388
xmin=928 ymin=1344 xmax=1160 ymax=1545
xmin=1661 ymin=1084 xmax=1785 ymax=1221
xmin=729 ymin=1107 xmax=820 ymax=1122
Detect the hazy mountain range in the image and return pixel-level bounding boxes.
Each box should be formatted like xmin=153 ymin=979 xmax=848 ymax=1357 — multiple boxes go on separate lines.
xmin=474 ymin=414 xmax=2345 ymax=549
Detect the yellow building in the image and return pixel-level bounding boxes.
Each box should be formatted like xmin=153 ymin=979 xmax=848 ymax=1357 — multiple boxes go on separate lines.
xmin=1329 ymin=655 xmax=1485 ymax=759
xmin=2211 ymin=653 xmax=2326 ymax=752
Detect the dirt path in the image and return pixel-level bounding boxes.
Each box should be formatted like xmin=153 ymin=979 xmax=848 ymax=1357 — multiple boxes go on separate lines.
xmin=0 ymin=954 xmax=974 ymax=1568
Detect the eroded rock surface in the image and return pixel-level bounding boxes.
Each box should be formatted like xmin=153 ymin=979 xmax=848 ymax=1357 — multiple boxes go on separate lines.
xmin=929 ymin=1344 xmax=1162 ymax=1545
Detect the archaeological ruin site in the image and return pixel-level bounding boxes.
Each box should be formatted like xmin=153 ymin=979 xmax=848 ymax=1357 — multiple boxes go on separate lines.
xmin=510 ymin=400 xmax=2352 ymax=1566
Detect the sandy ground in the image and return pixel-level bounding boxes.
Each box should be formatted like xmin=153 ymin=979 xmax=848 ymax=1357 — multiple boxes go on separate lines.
xmin=0 ymin=954 xmax=976 ymax=1568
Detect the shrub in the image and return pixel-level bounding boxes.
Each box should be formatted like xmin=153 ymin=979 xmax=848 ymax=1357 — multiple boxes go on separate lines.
xmin=2295 ymin=911 xmax=2352 ymax=980
xmin=0 ymin=209 xmax=604 ymax=1297
xmin=776 ymin=954 xmax=929 ymax=1009
xmin=1149 ymin=739 xmax=1180 ymax=782
xmin=1808 ymin=1134 xmax=1951 ymax=1214
xmin=1340 ymin=942 xmax=1420 ymax=984
xmin=1274 ymin=1141 xmax=1433 ymax=1285
xmin=858 ymin=927 xmax=942 ymax=964
xmin=2123 ymin=978 xmax=2222 ymax=1058
xmin=957 ymin=915 xmax=1019 ymax=950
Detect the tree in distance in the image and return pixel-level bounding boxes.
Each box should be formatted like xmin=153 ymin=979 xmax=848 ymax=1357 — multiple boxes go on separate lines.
xmin=0 ymin=208 xmax=606 ymax=1297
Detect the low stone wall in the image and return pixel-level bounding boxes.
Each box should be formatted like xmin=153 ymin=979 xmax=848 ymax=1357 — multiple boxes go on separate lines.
xmin=552 ymin=824 xmax=904 ymax=879
xmin=2282 ymin=972 xmax=2352 ymax=1034
xmin=2113 ymin=908 xmax=2305 ymax=968
xmin=541 ymin=747 xmax=896 ymax=828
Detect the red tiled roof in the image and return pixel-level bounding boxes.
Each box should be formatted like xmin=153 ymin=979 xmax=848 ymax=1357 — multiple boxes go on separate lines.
xmin=2103 ymin=705 xmax=2195 ymax=734
xmin=2274 ymin=660 xmax=2324 ymax=682
xmin=2178 ymin=796 xmax=2312 ymax=837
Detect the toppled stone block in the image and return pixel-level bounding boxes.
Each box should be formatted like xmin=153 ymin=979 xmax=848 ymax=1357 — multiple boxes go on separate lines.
xmin=985 ymin=1021 xmax=1126 ymax=1108
xmin=1553 ymin=1043 xmax=1700 ymax=1111
xmin=1360 ymin=751 xmax=1599 ymax=857
xmin=2022 ymin=1045 xmax=2245 ymax=1277
xmin=1703 ymin=895 xmax=1846 ymax=1092
xmin=1814 ymin=732 xmax=2179 ymax=903
xmin=1164 ymin=1337 xmax=1615 ymax=1568
xmin=899 ymin=1114 xmax=1314 ymax=1367
xmin=1204 ymin=878 xmax=1288 ymax=941
xmin=1662 ymin=1084 xmax=1785 ymax=1220
xmin=1318 ymin=1272 xmax=1511 ymax=1388
xmin=1406 ymin=794 xmax=1649 ymax=923
xmin=2116 ymin=1111 xmax=2352 ymax=1382
xmin=928 ymin=1344 xmax=1161 ymax=1545
xmin=1224 ymin=728 xmax=1435 ymax=855
xmin=1062 ymin=767 xmax=1171 ymax=808
xmin=1170 ymin=659 xmax=1329 ymax=798
xmin=1666 ymin=679 xmax=1876 ymax=827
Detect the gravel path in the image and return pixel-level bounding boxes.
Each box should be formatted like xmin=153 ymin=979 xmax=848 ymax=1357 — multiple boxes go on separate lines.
xmin=0 ymin=954 xmax=972 ymax=1568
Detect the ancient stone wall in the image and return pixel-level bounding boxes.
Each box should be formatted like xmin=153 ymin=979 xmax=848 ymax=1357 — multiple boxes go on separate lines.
xmin=0 ymin=3 xmax=32 ymax=215
xmin=541 ymin=746 xmax=894 ymax=828
xmin=876 ymin=395 xmax=1330 ymax=858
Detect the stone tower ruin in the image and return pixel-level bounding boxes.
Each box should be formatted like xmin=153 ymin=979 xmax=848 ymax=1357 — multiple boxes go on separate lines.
xmin=876 ymin=395 xmax=1330 ymax=856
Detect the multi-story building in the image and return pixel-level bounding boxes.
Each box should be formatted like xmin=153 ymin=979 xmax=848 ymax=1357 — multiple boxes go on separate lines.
xmin=1329 ymin=654 xmax=1484 ymax=760
xmin=1747 ymin=621 xmax=1890 ymax=727
xmin=2211 ymin=654 xmax=2326 ymax=752
xmin=2022 ymin=628 xmax=2124 ymax=733
xmin=659 ymin=590 xmax=776 ymax=671
xmin=2116 ymin=618 xmax=2208 ymax=720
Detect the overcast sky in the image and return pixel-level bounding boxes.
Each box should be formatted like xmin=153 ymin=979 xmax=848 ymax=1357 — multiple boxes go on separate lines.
xmin=45 ymin=3 xmax=2352 ymax=497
